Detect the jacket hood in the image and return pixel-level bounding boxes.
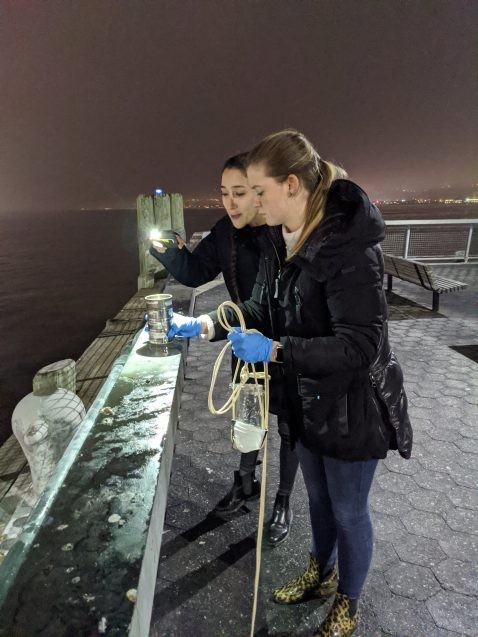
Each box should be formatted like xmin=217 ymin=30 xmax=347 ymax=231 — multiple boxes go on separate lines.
xmin=299 ymin=179 xmax=386 ymax=263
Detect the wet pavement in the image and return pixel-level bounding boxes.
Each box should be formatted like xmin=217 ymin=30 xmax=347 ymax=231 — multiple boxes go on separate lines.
xmin=150 ymin=265 xmax=478 ymax=637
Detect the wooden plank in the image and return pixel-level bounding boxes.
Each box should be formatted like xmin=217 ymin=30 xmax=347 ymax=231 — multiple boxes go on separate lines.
xmin=392 ymin=269 xmax=425 ymax=287
xmin=154 ymin=194 xmax=172 ymax=230
xmin=76 ymin=334 xmax=133 ymax=382
xmin=0 ymin=437 xmax=27 ymax=479
xmin=171 ymin=193 xmax=185 ymax=237
xmin=383 ymin=254 xmax=399 ymax=278
xmin=432 ymin=277 xmax=468 ymax=293
xmin=0 ymin=457 xmax=30 ymax=502
xmin=76 ymin=286 xmax=166 ymax=405
xmin=0 ymin=436 xmax=28 ymax=500
xmin=417 ymin=266 xmax=435 ymax=289
xmin=137 ymin=195 xmax=159 ymax=289
xmin=75 ymin=339 xmax=111 ymax=380
xmin=100 ymin=321 xmax=141 ymax=337
xmin=121 ymin=298 xmax=148 ymax=311
xmin=113 ymin=308 xmax=144 ymax=321
xmin=76 ymin=377 xmax=107 ymax=410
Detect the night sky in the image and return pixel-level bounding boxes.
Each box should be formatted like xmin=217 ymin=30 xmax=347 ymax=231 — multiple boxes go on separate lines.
xmin=1 ymin=0 xmax=476 ymax=211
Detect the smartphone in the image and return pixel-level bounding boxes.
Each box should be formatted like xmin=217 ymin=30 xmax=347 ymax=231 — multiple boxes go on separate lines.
xmin=149 ymin=229 xmax=180 ymax=248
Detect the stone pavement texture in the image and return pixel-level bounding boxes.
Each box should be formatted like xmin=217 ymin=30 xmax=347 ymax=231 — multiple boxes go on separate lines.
xmin=150 ymin=265 xmax=478 ymax=637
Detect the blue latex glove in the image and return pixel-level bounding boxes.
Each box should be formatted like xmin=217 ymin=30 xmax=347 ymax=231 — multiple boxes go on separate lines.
xmin=168 ymin=312 xmax=203 ymax=338
xmin=227 ymin=328 xmax=273 ymax=363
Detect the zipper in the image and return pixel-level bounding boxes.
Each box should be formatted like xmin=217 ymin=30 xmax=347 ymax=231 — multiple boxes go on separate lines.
xmin=293 ymin=286 xmax=302 ymax=323
xmin=263 ymin=256 xmax=277 ymax=340
xmin=270 ymin=240 xmax=282 ymax=299
xmin=264 ymin=234 xmax=283 ymax=340
xmin=274 ymin=275 xmax=280 ymax=299
xmin=266 ymin=234 xmax=282 ymax=299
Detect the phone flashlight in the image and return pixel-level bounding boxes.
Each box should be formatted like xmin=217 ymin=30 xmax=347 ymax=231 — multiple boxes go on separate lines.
xmin=149 ymin=228 xmax=179 ymax=248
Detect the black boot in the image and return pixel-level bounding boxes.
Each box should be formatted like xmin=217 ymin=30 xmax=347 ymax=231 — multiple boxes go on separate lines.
xmin=213 ymin=470 xmax=260 ymax=516
xmin=267 ymin=493 xmax=292 ymax=546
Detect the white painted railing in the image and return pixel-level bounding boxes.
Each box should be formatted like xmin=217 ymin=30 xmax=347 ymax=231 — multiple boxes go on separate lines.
xmin=383 ymin=219 xmax=478 ymax=263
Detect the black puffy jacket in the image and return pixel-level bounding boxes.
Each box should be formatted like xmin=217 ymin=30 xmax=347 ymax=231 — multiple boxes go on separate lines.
xmin=149 ymin=215 xmax=265 ymax=306
xmin=212 ymin=179 xmax=412 ymax=461
xmin=149 ymin=214 xmax=276 ymax=389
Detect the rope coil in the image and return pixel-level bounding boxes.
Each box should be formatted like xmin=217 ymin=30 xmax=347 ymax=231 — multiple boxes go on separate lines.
xmin=208 ymin=300 xmax=270 ymax=424
xmin=207 ymin=301 xmax=269 ymax=637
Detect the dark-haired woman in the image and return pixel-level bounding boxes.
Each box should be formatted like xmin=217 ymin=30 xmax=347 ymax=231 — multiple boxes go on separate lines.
xmin=150 ymin=153 xmax=299 ymax=545
xmin=171 ymin=131 xmax=412 ymax=636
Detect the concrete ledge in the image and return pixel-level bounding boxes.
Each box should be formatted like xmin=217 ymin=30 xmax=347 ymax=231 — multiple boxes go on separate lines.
xmin=0 ymin=291 xmax=192 ymax=636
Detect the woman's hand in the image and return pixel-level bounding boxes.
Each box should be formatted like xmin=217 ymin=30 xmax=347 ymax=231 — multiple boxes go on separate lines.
xmin=151 ymin=234 xmax=185 ymax=254
xmin=227 ymin=329 xmax=273 ymax=363
xmin=168 ymin=313 xmax=204 ymax=338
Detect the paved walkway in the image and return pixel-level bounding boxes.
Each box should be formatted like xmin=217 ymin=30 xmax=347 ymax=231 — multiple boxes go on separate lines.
xmin=151 ymin=265 xmax=478 ymax=637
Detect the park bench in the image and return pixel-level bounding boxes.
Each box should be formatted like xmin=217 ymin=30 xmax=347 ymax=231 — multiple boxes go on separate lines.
xmin=383 ymin=253 xmax=468 ymax=312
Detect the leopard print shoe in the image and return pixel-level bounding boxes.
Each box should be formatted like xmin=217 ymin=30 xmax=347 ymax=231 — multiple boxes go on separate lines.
xmin=312 ymin=592 xmax=360 ymax=637
xmin=273 ymin=554 xmax=338 ymax=605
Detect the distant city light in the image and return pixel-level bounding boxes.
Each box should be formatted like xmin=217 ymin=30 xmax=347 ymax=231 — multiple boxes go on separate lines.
xmin=155 ymin=188 xmax=164 ymax=196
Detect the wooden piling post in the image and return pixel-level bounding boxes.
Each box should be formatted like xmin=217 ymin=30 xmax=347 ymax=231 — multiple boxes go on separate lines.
xmin=170 ymin=193 xmax=185 ymax=240
xmin=153 ymin=193 xmax=172 ymax=229
xmin=136 ymin=193 xmax=185 ymax=290
xmin=137 ymin=195 xmax=171 ymax=290
xmin=137 ymin=195 xmax=155 ymax=290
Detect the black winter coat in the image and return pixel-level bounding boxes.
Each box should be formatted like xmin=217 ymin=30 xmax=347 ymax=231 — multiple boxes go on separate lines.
xmin=149 ymin=215 xmax=275 ymax=388
xmin=149 ymin=215 xmax=265 ymax=306
xmin=212 ymin=179 xmax=413 ymax=461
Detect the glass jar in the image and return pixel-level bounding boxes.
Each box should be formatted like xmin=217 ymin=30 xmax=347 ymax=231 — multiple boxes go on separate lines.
xmin=234 ymin=383 xmax=264 ymax=427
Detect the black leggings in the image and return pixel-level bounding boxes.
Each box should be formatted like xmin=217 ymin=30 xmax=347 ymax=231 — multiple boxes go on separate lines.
xmin=239 ymin=414 xmax=299 ymax=495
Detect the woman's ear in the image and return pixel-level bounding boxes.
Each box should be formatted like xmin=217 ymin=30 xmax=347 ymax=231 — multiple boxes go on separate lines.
xmin=286 ymin=174 xmax=300 ymax=197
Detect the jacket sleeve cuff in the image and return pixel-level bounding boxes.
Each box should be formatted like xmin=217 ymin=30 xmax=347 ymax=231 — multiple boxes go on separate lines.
xmin=205 ymin=310 xmax=228 ymax=342
xmin=149 ymin=245 xmax=172 ymax=264
xmin=199 ymin=314 xmax=215 ymax=340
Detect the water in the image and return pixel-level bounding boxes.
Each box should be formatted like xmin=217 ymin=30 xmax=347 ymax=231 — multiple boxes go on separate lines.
xmin=0 ymin=204 xmax=476 ymax=445
xmin=0 ymin=208 xmax=223 ymax=445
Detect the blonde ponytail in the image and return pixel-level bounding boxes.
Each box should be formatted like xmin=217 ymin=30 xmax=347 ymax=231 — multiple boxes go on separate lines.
xmin=246 ymin=129 xmax=348 ymax=258
xmin=288 ymin=159 xmax=348 ymax=258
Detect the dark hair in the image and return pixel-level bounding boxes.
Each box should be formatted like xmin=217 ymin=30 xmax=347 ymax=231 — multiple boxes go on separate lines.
xmin=247 ymin=129 xmax=347 ymax=257
xmin=221 ymin=152 xmax=250 ymax=303
xmin=222 ymin=152 xmax=249 ymax=176
xmin=229 ymin=230 xmax=241 ymax=303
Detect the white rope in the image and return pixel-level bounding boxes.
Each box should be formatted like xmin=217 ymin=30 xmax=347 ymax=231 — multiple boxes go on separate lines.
xmin=208 ymin=301 xmax=269 ymax=423
xmin=207 ymin=301 xmax=269 ymax=637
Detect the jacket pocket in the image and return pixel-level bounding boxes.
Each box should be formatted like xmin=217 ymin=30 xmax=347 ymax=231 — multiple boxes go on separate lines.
xmin=297 ymin=377 xmax=349 ymax=442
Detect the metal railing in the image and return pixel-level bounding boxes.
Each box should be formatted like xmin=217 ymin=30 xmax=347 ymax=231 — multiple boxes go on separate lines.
xmin=383 ymin=219 xmax=478 ymax=263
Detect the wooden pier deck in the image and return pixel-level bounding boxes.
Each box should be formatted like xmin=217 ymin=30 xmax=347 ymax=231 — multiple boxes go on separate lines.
xmin=75 ymin=288 xmax=160 ymax=409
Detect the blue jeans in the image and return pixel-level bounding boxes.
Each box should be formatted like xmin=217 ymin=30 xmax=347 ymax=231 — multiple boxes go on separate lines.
xmin=296 ymin=442 xmax=378 ymax=599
